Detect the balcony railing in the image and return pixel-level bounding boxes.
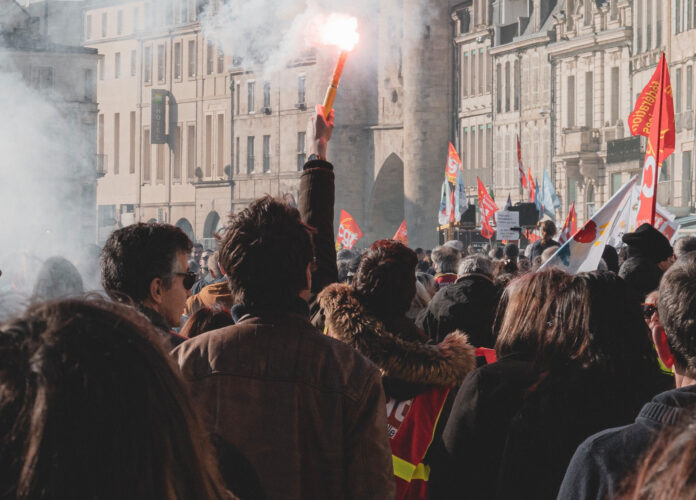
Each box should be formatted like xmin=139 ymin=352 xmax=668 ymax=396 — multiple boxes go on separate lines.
xmin=562 ymin=128 xmax=601 ymax=154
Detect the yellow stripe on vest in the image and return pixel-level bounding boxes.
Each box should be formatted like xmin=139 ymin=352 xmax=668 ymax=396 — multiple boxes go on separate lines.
xmin=392 ymin=455 xmax=430 ymax=482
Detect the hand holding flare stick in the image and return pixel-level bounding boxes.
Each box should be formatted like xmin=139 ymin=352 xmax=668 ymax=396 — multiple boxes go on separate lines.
xmin=318 ymin=14 xmax=360 ymax=116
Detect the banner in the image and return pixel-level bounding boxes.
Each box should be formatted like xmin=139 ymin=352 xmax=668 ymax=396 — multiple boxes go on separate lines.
xmin=540 ymin=169 xmax=561 ymax=220
xmin=539 ymin=176 xmax=638 ymax=274
xmin=393 ymin=220 xmax=408 ymax=245
xmin=454 ymin=162 xmax=467 ymax=222
xmin=438 ymin=181 xmax=451 ymax=226
xmin=629 ymin=53 xmax=675 ymax=226
xmin=446 ymin=142 xmax=462 ymax=185
xmin=336 ymin=209 xmax=363 ymax=250
xmin=558 ymin=202 xmax=577 ymax=244
xmin=477 ymin=177 xmax=498 ymax=239
xmin=517 ymin=135 xmax=527 ymax=189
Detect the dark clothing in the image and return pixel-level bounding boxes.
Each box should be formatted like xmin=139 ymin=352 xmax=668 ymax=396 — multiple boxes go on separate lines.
xmin=557 ymin=385 xmax=696 ymax=500
xmin=138 ymin=305 xmax=185 ymax=349
xmin=191 ymin=274 xmax=226 ymax=296
xmin=434 ymin=273 xmax=458 ymax=290
xmin=529 ymin=239 xmax=560 ymax=262
xmin=417 ymin=274 xmax=498 ymax=346
xmin=433 ymin=353 xmax=666 ymax=500
xmin=618 ymin=249 xmax=664 ymax=300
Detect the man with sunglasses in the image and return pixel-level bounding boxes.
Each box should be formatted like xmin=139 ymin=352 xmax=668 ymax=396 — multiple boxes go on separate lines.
xmin=100 ymin=223 xmax=194 ymax=348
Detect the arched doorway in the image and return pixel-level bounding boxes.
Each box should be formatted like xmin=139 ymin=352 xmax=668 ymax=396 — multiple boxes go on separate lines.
xmin=175 ymin=218 xmax=194 ymax=241
xmin=203 ymin=211 xmax=221 ymax=238
xmin=367 ymin=153 xmax=405 ymax=242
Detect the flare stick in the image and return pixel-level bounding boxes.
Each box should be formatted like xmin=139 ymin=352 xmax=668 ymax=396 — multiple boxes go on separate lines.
xmin=322 ymin=51 xmax=348 ymax=116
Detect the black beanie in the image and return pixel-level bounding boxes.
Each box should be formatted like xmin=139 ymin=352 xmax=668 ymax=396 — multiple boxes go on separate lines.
xmin=622 ymin=223 xmax=673 ymax=264
xmin=503 ymin=243 xmax=519 ymax=259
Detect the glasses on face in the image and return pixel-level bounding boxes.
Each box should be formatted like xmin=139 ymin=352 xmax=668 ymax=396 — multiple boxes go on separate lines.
xmin=173 ymin=271 xmax=197 ymax=290
xmin=641 ymin=303 xmax=658 ymax=320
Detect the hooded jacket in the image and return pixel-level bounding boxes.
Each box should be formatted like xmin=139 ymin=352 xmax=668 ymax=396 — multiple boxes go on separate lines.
xmin=557 ymin=385 xmax=696 ymax=500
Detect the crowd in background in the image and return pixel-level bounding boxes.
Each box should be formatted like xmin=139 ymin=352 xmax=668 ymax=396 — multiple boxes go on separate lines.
xmin=3 ymin=107 xmax=696 ymax=500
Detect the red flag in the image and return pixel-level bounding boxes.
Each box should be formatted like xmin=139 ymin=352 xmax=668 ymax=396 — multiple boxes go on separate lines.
xmin=336 ymin=209 xmax=364 ymax=250
xmin=629 ymin=53 xmax=675 ymax=226
xmin=558 ymin=202 xmax=578 ymax=244
xmin=393 ymin=220 xmax=408 ymax=245
xmin=528 ymin=169 xmax=536 ymax=203
xmin=477 ymin=178 xmax=498 ymax=240
xmin=524 ymin=229 xmax=541 ymax=243
xmin=446 ymin=142 xmax=462 ymax=185
xmin=517 ymin=135 xmax=527 ymax=189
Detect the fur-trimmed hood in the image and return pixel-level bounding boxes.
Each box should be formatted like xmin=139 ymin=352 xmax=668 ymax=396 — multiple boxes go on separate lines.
xmin=318 ymin=283 xmax=476 ymax=387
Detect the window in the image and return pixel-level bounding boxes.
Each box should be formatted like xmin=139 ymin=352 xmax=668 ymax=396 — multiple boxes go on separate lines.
xmin=496 ymin=63 xmax=502 ymax=113
xmin=174 ymin=125 xmax=182 ymax=180
xmin=505 ymin=62 xmax=510 ymax=112
xmin=85 ymin=15 xmax=92 ymax=40
xmin=656 ymin=0 xmax=662 ymax=47
xmin=248 ymin=81 xmax=255 ymax=113
xmin=610 ymin=67 xmax=619 ymax=124
xmin=471 ymin=50 xmax=477 ymax=95
xmin=687 ymin=66 xmax=693 ymax=111
xmin=462 ymin=52 xmax=468 ymax=98
xmin=99 ymin=58 xmax=104 ymax=80
xmin=117 ymin=10 xmax=123 ymax=35
xmin=297 ymin=132 xmax=306 ymax=171
xmin=129 ymin=111 xmax=136 ymax=174
xmin=236 ymin=82 xmax=240 ymax=114
xmin=84 ymin=69 xmax=94 ymax=101
xmin=206 ymin=41 xmax=214 ymax=75
xmin=143 ymin=128 xmax=151 ymax=182
xmin=157 ymin=44 xmax=165 ymax=82
xmin=114 ymin=52 xmax=121 ymax=79
xmin=114 ymin=113 xmax=120 ymax=174
xmin=676 ymin=0 xmax=681 ymax=33
xmin=461 ymin=128 xmax=468 ymax=169
xmin=611 ymin=173 xmax=622 ymax=195
xmin=217 ymin=48 xmax=224 ymax=73
xmin=101 ymin=12 xmax=107 ymax=37
xmin=298 ymin=75 xmax=306 ymax=104
xmin=263 ymin=135 xmax=271 ymax=172
xmin=130 ymin=50 xmax=137 ymax=76
xmin=174 ymin=42 xmax=182 ymax=79
xmin=585 ymin=72 xmax=593 ymax=127
xmin=133 ymin=8 xmax=139 ymax=32
xmin=486 ymin=48 xmax=492 ymax=93
xmin=584 ymin=0 xmax=592 ymax=26
xmin=144 ymin=46 xmax=152 ymax=83
xmin=513 ymin=59 xmax=519 ymax=111
xmin=586 ymin=183 xmax=595 ymax=218
xmin=33 ymin=66 xmax=53 ymax=91
xmin=98 ymin=113 xmax=104 ymax=157
xmin=188 ymin=40 xmax=196 ymax=77
xmin=683 ymin=151 xmax=693 ymax=205
xmin=156 ymin=143 xmax=165 ymax=181
xmin=479 ymin=48 xmax=484 ymax=95
xmin=478 ymin=125 xmax=484 ymax=169
xmin=485 ymin=125 xmax=492 ymax=170
xmin=217 ymin=114 xmax=224 ymax=177
xmin=676 ymin=68 xmax=683 ymax=114
xmin=567 ymin=75 xmax=575 ymax=128
xmin=263 ymin=81 xmax=271 ymax=108
xmin=636 ymin=0 xmax=642 ymax=52
xmin=188 ymin=0 xmax=196 ymax=21
xmin=568 ymin=177 xmax=577 ymax=204
xmin=646 ymin=0 xmax=652 ymax=48
xmin=181 ymin=0 xmax=189 ymax=23
xmin=205 ymin=115 xmax=212 ymax=176
xmin=187 ymin=125 xmax=195 ymax=179
xmin=235 ymin=136 xmax=240 ymax=174
xmin=247 ymin=136 xmax=255 ymax=173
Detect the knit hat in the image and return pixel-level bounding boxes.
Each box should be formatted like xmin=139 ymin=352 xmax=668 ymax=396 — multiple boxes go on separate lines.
xmin=503 ymin=243 xmax=519 ymax=260
xmin=622 ymin=223 xmax=673 ymax=263
xmin=444 ymin=240 xmax=465 ymax=252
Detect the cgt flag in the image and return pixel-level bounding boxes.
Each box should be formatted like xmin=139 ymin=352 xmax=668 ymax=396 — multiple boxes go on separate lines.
xmin=438 ymin=180 xmax=453 ymax=226
xmin=540 ymin=176 xmax=638 ymax=274
xmin=528 ymin=169 xmax=536 ymax=203
xmin=477 ymin=178 xmax=498 ymax=239
xmin=336 ymin=210 xmax=363 ymax=250
xmin=446 ymin=142 xmax=462 ymax=185
xmin=517 ymin=135 xmax=528 ymax=190
xmin=558 ymin=202 xmax=577 ymax=244
xmin=393 ymin=220 xmax=408 ymax=246
xmin=629 ymin=53 xmax=675 ymax=226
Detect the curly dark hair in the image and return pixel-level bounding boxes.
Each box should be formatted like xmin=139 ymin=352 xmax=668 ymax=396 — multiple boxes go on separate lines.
xmin=659 ymin=252 xmax=696 ymax=376
xmin=100 ymin=223 xmax=192 ymax=303
xmin=353 ymin=239 xmax=418 ymax=317
xmin=0 ymin=299 xmax=228 ymax=499
xmin=218 ymin=196 xmax=315 ymax=308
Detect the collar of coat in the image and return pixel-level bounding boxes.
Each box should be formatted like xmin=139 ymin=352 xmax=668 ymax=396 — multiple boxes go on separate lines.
xmin=318 ymin=283 xmax=476 ymax=387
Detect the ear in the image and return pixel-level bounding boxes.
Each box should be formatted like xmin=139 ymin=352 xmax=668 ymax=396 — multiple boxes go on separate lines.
xmin=653 ymin=327 xmax=675 ymax=369
xmin=149 ymin=277 xmax=164 ymax=305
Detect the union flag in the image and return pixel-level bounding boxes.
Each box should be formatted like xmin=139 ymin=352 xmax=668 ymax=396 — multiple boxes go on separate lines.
xmin=517 ymin=135 xmax=527 ymax=189
xmin=336 ymin=210 xmax=363 ymax=250
xmin=393 ymin=220 xmax=408 ymax=246
xmin=558 ymin=202 xmax=578 ymax=244
xmin=446 ymin=143 xmax=462 ymax=185
xmin=477 ymin=178 xmax=498 ymax=240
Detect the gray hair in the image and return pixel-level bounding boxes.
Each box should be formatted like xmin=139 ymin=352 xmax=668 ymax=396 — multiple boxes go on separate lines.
xmin=457 ymin=255 xmax=493 ymax=278
xmin=431 ymin=245 xmax=460 ymax=274
xmin=674 ymin=236 xmax=696 ymax=259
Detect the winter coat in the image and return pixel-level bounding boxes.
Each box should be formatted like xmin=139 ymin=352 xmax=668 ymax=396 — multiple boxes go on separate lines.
xmin=184 ymin=279 xmax=233 ymax=316
xmin=618 ymin=248 xmax=663 ymax=300
xmin=557 ymin=385 xmax=696 ymax=500
xmin=433 ymin=353 xmax=666 ymax=500
xmin=416 ymin=274 xmax=498 ymax=346
xmin=529 ymin=239 xmax=560 ymax=263
xmin=138 ymin=305 xmax=186 ymax=349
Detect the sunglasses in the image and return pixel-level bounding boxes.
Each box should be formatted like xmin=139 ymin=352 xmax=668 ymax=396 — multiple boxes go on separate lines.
xmin=173 ymin=271 xmax=197 ymax=290
xmin=641 ymin=303 xmax=658 ymax=320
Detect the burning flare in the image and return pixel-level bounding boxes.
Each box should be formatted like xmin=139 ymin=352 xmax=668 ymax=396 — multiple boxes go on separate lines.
xmin=317 ymin=14 xmax=359 ymax=116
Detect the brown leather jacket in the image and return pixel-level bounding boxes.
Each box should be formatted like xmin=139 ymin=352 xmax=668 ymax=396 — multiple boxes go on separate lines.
xmin=173 ymin=309 xmax=395 ymax=499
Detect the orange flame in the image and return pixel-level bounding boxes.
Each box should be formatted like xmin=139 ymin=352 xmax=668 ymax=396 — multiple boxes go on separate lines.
xmin=318 ymin=14 xmax=359 ymax=52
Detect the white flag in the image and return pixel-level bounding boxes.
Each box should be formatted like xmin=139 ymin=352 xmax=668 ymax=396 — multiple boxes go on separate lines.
xmin=540 ymin=176 xmax=638 ymax=274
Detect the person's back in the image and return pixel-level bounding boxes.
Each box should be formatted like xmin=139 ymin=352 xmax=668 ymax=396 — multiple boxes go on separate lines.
xmin=174 ymin=151 xmax=394 ymax=499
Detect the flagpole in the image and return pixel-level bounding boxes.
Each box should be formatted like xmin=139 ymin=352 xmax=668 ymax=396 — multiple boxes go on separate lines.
xmin=649 ymin=58 xmax=667 ymax=226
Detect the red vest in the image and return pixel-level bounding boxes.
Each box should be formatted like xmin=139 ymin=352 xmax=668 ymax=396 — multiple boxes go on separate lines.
xmin=387 ymin=387 xmax=450 ymax=500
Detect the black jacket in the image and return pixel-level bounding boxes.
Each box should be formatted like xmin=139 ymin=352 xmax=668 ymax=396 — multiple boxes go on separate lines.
xmin=416 ymin=274 xmax=498 ymax=346
xmin=529 ymin=239 xmax=560 ymax=263
xmin=557 ymin=385 xmax=696 ymax=500
xmin=618 ymin=248 xmax=663 ymax=300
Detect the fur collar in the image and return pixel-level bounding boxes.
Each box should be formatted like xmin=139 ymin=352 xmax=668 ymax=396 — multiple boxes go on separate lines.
xmin=318 ymin=283 xmax=476 ymax=387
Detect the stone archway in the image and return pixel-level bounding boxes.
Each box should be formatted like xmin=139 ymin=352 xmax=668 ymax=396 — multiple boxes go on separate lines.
xmin=175 ymin=217 xmax=194 ymax=241
xmin=367 ymin=153 xmax=405 ymax=243
xmin=203 ymin=211 xmax=221 ymax=238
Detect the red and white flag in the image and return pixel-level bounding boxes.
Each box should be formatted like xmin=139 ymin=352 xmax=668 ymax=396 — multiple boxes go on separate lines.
xmin=629 ymin=53 xmax=675 ymax=227
xmin=558 ymin=202 xmax=578 ymax=244
xmin=528 ymin=169 xmax=537 ymax=203
xmin=517 ymin=135 xmax=528 ymax=190
xmin=477 ymin=177 xmax=498 ymax=240
xmin=393 ymin=220 xmax=408 ymax=246
xmin=336 ymin=210 xmax=364 ymax=250
xmin=446 ymin=142 xmax=462 ymax=185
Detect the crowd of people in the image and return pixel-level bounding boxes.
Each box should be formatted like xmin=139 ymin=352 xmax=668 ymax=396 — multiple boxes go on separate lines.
xmin=2 ymin=106 xmax=696 ymax=500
